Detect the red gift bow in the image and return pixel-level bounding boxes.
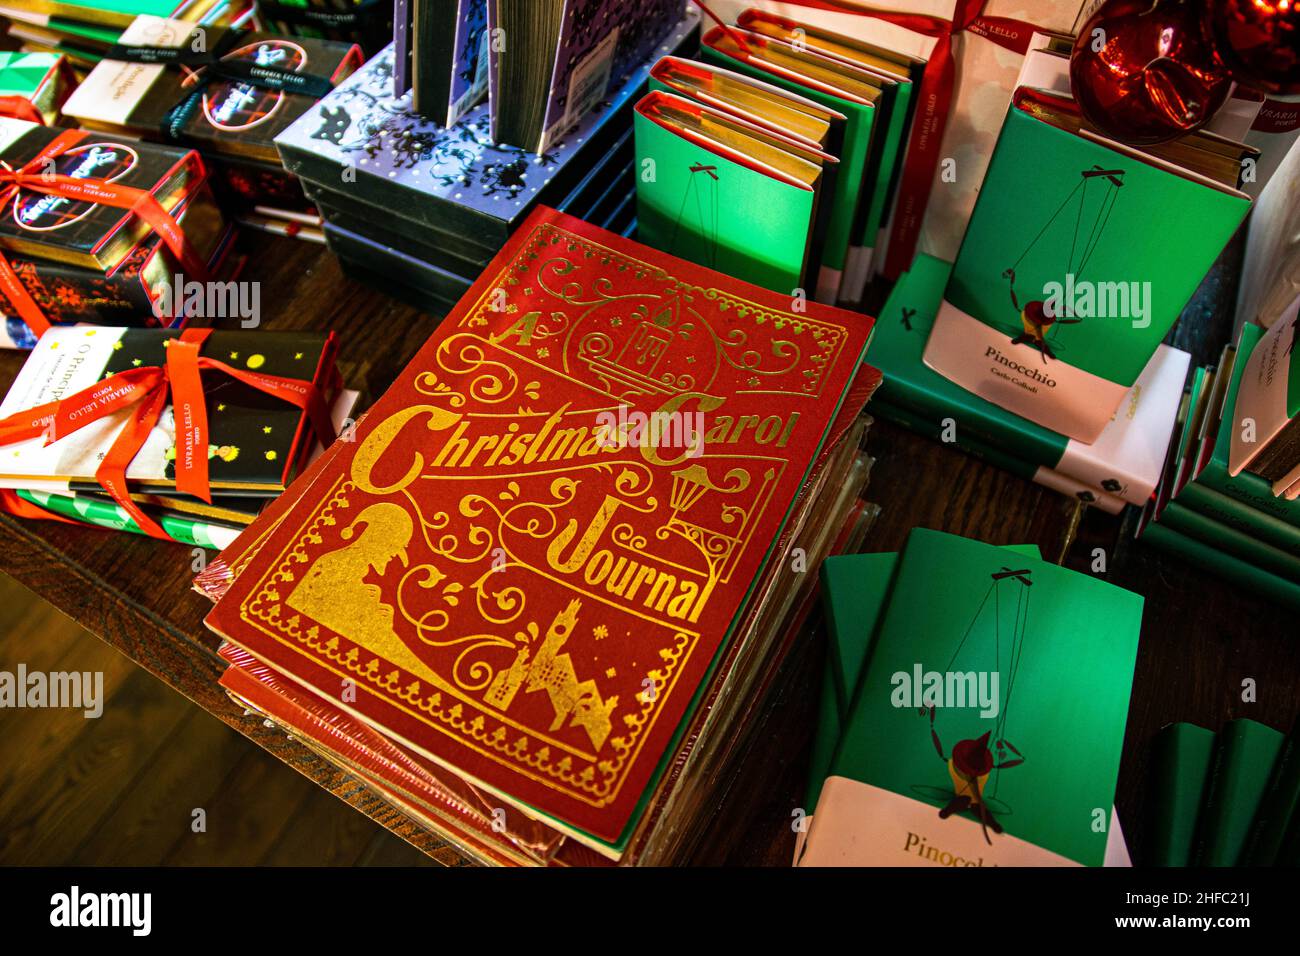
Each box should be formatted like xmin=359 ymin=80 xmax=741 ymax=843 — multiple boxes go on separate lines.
xmin=0 ymin=327 xmax=336 ymax=542
xmin=700 ymin=0 xmax=1041 ymax=279
xmin=0 ymin=128 xmax=212 ymax=340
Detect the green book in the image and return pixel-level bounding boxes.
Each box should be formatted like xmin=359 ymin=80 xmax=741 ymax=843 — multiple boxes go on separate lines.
xmin=731 ymin=8 xmax=920 ymax=298
xmin=633 ymin=89 xmax=830 ymax=294
xmin=1195 ymin=324 xmax=1300 ymax=529
xmin=872 ymin=399 xmax=1126 ymax=513
xmin=1177 ymin=481 xmax=1300 ymax=559
xmin=1140 ymin=522 xmax=1300 ymax=611
xmin=1159 ymin=501 xmax=1300 ymax=582
xmin=925 ymin=88 xmax=1249 ymax=443
xmin=801 ymin=529 xmax=1142 ymax=866
xmin=1241 ymin=719 xmax=1300 ymax=866
xmin=874 ymin=253 xmax=1187 ymax=506
xmin=1150 ymin=722 xmax=1216 ymax=866
xmin=1194 ymin=718 xmax=1285 ymax=866
xmin=701 ymin=25 xmax=878 ymax=302
xmin=804 ymin=544 xmax=1042 ymax=830
xmin=16 ymin=489 xmax=240 ymax=550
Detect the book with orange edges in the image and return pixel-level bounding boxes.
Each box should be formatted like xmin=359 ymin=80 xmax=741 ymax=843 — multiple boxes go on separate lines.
xmin=203 ymin=204 xmax=873 ymax=857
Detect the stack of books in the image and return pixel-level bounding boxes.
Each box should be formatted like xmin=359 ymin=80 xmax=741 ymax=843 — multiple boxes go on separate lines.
xmin=260 ymin=0 xmax=393 ymax=58
xmin=194 ymin=206 xmax=882 ymax=865
xmin=797 ymin=528 xmax=1143 ymax=866
xmin=632 ymin=9 xmax=924 ymax=304
xmin=0 ymin=0 xmax=256 ymax=71
xmin=270 ymin=11 xmax=699 ymax=315
xmin=1151 ymin=719 xmax=1300 ymax=866
xmin=871 ymin=254 xmax=1188 ymax=512
xmin=1140 ymin=315 xmax=1300 ymax=609
xmin=0 ymin=326 xmax=356 ymax=548
xmin=0 ymin=118 xmax=238 ymax=349
xmin=61 ymin=15 xmax=364 ymax=237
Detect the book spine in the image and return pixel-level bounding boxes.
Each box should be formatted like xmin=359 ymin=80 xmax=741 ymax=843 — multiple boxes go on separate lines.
xmin=876 ymin=375 xmax=1064 ymax=471
xmin=874 ymin=400 xmax=1123 ymax=513
xmin=394 ymin=0 xmax=413 ymax=95
xmin=1139 ymin=522 xmax=1300 ymax=610
xmin=1192 ymin=720 xmax=1286 ymax=866
xmin=1178 ymin=479 xmax=1300 ymax=560
xmin=1150 ymin=723 xmax=1216 ymax=867
xmin=1196 ymin=455 xmax=1300 ymax=530
xmin=1159 ymin=501 xmax=1300 ymax=582
xmin=1240 ymin=721 xmax=1300 ymax=866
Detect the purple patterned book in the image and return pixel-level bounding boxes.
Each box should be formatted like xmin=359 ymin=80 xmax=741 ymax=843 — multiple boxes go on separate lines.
xmin=488 ymin=0 xmax=687 ymax=153
xmin=393 ymin=0 xmax=413 ymax=96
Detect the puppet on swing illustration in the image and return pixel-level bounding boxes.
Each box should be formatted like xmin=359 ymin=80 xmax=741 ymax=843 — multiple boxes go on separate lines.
xmin=913 ymin=566 xmax=1033 ymax=845
xmin=1001 ymin=164 xmax=1125 ymax=362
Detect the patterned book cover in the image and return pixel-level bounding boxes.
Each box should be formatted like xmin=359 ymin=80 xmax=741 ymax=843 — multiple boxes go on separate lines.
xmin=0 ymin=119 xmax=204 ymax=272
xmin=536 ymin=0 xmax=687 ymax=152
xmin=204 ymin=205 xmax=872 ymax=850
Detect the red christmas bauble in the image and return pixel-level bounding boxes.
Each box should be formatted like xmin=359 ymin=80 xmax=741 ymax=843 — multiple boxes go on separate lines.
xmin=1201 ymin=1 xmax=1300 ymax=97
xmin=1070 ymin=0 xmax=1232 ymax=145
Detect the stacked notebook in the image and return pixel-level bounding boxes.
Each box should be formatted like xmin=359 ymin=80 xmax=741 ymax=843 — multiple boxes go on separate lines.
xmin=797 ymin=529 xmax=1142 ymax=866
xmin=870 ymin=253 xmax=1187 ymax=512
xmin=194 ymin=206 xmax=881 ymax=864
xmin=633 ymin=8 xmax=922 ymax=304
xmin=272 ymin=13 xmax=699 ymax=315
xmin=61 ymin=16 xmax=363 ymax=227
xmin=1150 ymin=718 xmax=1300 ymax=866
xmin=0 ymin=0 xmax=256 ymax=69
xmin=0 ymin=325 xmax=355 ymax=548
xmin=0 ymin=118 xmax=238 ymax=349
xmin=1139 ymin=317 xmax=1300 ymax=609
xmin=927 ymin=84 xmax=1251 ymax=444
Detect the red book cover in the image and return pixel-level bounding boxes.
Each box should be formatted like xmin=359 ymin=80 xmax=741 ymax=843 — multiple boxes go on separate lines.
xmin=204 ymin=206 xmax=872 ymax=850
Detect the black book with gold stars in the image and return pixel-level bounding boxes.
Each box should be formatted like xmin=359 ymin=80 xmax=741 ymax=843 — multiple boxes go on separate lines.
xmin=0 ymin=326 xmax=340 ymax=496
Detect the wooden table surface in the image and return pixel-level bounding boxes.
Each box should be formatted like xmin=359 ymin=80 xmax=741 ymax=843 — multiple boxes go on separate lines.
xmin=1 ymin=233 xmax=1295 ymax=867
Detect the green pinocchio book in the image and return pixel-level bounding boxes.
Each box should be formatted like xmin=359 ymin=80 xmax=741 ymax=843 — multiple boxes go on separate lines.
xmin=800 ymin=529 xmax=1143 ymax=867
xmin=925 ymin=87 xmax=1251 ymax=443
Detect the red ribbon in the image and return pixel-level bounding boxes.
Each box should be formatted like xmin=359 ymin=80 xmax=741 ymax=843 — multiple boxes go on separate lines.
xmin=0 ymin=96 xmax=45 ymax=125
xmin=711 ymin=0 xmax=1041 ymax=278
xmin=0 ymin=327 xmax=336 ymax=541
xmin=0 ymin=128 xmax=211 ymax=340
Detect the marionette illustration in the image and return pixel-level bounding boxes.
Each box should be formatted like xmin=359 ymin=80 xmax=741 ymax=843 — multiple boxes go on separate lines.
xmin=1001 ymin=165 xmax=1125 ymax=362
xmin=915 ymin=566 xmax=1032 ymax=844
xmin=669 ymin=161 xmax=720 ymax=269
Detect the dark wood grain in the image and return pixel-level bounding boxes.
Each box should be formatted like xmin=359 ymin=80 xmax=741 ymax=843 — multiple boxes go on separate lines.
xmin=1 ymin=234 xmax=1296 ymax=867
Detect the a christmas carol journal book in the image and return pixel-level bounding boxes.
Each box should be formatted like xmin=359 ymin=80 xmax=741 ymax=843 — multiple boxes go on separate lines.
xmin=204 ymin=206 xmax=873 ymax=854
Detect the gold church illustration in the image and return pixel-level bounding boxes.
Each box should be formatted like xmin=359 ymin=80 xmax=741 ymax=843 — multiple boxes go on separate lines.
xmin=484 ymin=599 xmax=618 ymax=752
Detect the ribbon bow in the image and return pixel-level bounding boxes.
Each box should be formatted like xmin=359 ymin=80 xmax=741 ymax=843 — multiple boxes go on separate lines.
xmin=696 ymin=0 xmax=1040 ymax=278
xmin=0 ymin=327 xmax=336 ymax=542
xmin=0 ymin=128 xmax=212 ymax=341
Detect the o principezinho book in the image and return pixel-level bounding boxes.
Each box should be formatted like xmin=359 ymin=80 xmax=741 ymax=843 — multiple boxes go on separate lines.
xmin=203 ymin=204 xmax=874 ymax=859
